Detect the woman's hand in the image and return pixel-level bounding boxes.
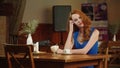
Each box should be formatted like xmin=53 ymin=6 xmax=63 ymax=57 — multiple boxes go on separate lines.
xmin=69 ymin=20 xmax=74 ymax=32
xmin=56 ymin=49 xmax=63 ymax=54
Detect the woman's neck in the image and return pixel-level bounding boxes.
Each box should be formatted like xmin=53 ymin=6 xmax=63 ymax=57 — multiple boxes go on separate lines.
xmin=79 ymin=27 xmax=84 ymax=33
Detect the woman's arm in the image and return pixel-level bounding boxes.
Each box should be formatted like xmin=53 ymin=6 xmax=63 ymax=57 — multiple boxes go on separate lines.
xmin=57 ymin=21 xmax=74 ymax=54
xmin=64 ymin=20 xmax=74 ymax=49
xmin=64 ymin=31 xmax=74 ymax=49
xmin=71 ymin=29 xmax=99 ymax=54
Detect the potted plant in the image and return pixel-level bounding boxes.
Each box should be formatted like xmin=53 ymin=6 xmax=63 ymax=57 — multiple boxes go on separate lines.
xmin=19 ymin=19 xmax=39 ymax=44
xmin=109 ymin=22 xmax=120 ymax=41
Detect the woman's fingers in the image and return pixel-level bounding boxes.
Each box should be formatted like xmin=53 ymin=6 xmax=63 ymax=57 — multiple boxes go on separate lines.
xmin=57 ymin=49 xmax=63 ymax=54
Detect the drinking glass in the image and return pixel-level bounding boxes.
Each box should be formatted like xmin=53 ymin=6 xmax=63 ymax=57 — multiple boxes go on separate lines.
xmin=50 ymin=45 xmax=59 ymax=55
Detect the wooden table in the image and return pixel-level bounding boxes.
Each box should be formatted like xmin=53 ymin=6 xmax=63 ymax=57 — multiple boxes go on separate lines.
xmin=0 ymin=52 xmax=107 ymax=68
xmin=33 ymin=53 xmax=107 ymax=68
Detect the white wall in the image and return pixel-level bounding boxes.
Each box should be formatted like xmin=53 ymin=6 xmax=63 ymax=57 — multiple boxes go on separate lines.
xmin=22 ymin=0 xmax=87 ymax=24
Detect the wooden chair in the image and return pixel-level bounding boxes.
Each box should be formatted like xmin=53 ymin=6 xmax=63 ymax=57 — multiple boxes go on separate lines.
xmin=108 ymin=41 xmax=120 ymax=67
xmin=4 ymin=44 xmax=35 ymax=68
xmin=98 ymin=41 xmax=109 ymax=68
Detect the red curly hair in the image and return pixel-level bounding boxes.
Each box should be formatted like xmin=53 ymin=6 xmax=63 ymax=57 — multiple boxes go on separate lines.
xmin=68 ymin=9 xmax=92 ymax=41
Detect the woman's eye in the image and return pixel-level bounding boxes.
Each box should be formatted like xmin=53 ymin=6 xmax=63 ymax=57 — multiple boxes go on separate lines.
xmin=73 ymin=19 xmax=78 ymax=22
xmin=79 ymin=17 xmax=81 ymax=19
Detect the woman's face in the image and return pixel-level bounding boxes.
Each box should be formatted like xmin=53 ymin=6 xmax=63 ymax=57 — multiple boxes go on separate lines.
xmin=71 ymin=14 xmax=84 ymax=28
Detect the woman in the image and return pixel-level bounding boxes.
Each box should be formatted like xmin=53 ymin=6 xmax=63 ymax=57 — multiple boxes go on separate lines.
xmin=57 ymin=9 xmax=99 ymax=68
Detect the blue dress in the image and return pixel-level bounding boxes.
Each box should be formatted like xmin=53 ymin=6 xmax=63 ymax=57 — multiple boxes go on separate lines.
xmin=73 ymin=28 xmax=98 ymax=68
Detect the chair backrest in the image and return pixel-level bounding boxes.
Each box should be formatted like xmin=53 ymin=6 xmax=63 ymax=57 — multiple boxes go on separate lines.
xmin=98 ymin=41 xmax=109 ymax=68
xmin=4 ymin=44 xmax=35 ymax=68
xmin=98 ymin=41 xmax=109 ymax=54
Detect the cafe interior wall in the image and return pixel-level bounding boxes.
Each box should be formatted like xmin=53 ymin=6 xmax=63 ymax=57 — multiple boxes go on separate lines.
xmin=2 ymin=0 xmax=118 ymax=44
xmin=1 ymin=0 xmax=118 ymax=41
xmin=18 ymin=0 xmax=89 ymax=44
xmin=22 ymin=0 xmax=88 ymax=24
xmin=22 ymin=0 xmax=120 ymax=40
xmin=22 ymin=0 xmax=120 ymax=24
xmin=1 ymin=0 xmax=119 ymax=39
xmin=17 ymin=0 xmax=120 ymax=43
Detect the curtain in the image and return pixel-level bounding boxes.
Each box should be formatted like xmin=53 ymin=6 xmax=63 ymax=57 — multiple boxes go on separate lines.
xmin=8 ymin=0 xmax=26 ymax=35
xmin=5 ymin=0 xmax=26 ymax=43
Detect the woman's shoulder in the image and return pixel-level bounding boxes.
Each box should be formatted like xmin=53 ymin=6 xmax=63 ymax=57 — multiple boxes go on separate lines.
xmin=91 ymin=27 xmax=99 ymax=35
xmin=91 ymin=27 xmax=99 ymax=32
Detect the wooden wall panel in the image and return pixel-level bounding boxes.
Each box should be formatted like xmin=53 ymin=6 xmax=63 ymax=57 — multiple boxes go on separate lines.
xmin=18 ymin=23 xmax=120 ymax=45
xmin=18 ymin=24 xmax=68 ymax=45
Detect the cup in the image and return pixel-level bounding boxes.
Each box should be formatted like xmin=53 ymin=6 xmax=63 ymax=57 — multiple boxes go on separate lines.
xmin=50 ymin=45 xmax=59 ymax=54
xmin=64 ymin=49 xmax=71 ymax=54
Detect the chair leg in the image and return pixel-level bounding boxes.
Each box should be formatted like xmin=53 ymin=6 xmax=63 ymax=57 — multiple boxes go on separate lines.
xmin=105 ymin=47 xmax=109 ymax=68
xmin=104 ymin=56 xmax=108 ymax=68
